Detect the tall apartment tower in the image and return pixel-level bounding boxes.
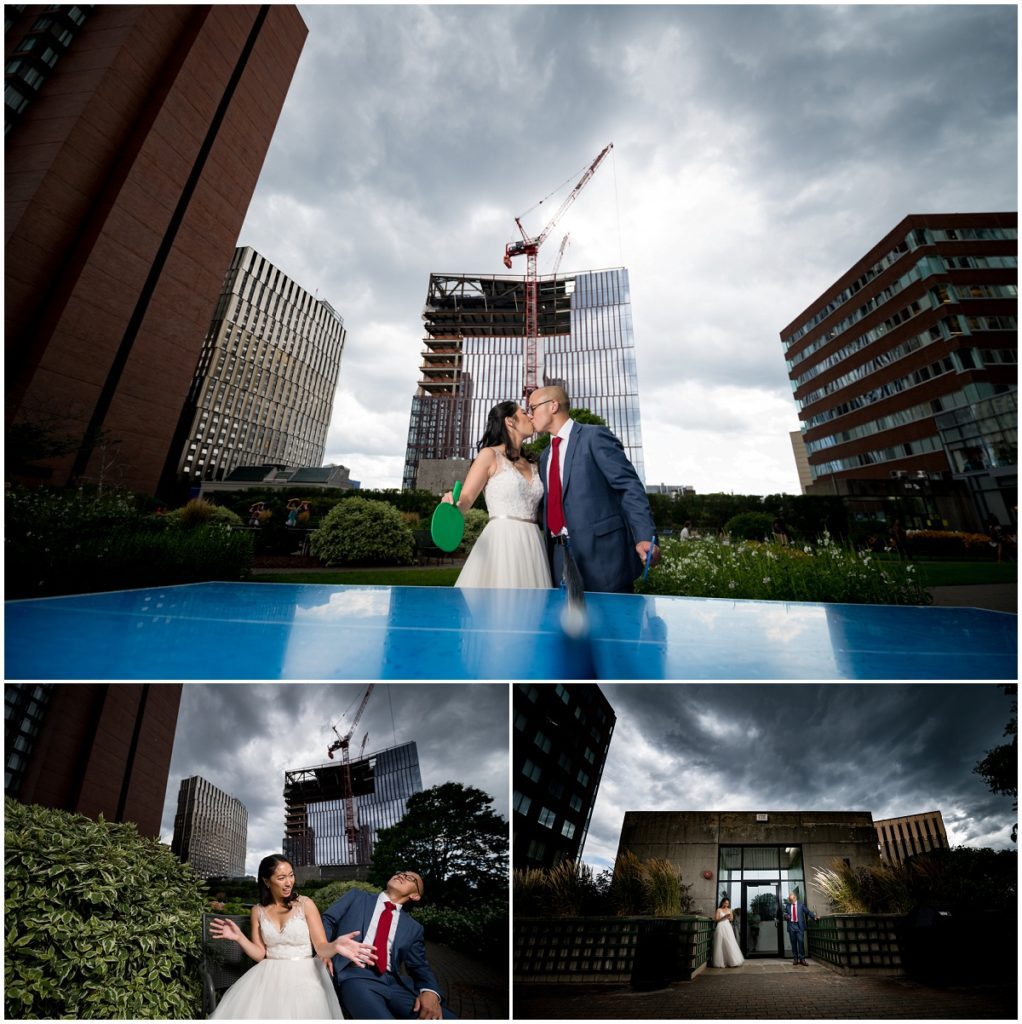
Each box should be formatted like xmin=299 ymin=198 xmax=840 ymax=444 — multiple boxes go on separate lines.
xmin=781 ymin=213 xmax=1017 ymax=528
xmin=173 ymin=246 xmax=346 ymax=487
xmin=874 ymin=810 xmax=949 ymax=865
xmin=283 ymin=742 xmax=423 ymax=877
xmin=5 ymin=5 xmax=307 ymax=496
xmin=513 ymin=683 xmax=616 ymax=869
xmin=172 ymin=775 xmax=248 ymax=879
xmin=403 ymin=268 xmax=645 ymax=490
xmin=4 ymin=683 xmax=182 ymax=837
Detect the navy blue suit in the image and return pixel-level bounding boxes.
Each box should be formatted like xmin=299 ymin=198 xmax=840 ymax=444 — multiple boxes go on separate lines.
xmin=540 ymin=423 xmax=656 ymax=594
xmin=783 ymin=900 xmax=816 ymax=962
xmin=321 ymin=890 xmax=455 ymax=1019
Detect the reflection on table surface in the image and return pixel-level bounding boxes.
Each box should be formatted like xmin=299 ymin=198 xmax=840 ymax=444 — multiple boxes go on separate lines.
xmin=5 ymin=582 xmax=1016 ymax=680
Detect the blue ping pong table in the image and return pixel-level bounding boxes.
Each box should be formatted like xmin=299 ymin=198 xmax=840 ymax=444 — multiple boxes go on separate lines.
xmin=4 ymin=582 xmax=1016 ymax=679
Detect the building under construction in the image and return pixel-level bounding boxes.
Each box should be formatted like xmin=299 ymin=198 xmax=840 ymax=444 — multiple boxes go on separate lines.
xmin=283 ymin=741 xmax=421 ymax=879
xmin=403 ymin=267 xmax=645 ymax=490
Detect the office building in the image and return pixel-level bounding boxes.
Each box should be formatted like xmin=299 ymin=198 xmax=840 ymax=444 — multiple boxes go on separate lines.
xmin=283 ymin=741 xmax=422 ymax=878
xmin=171 ymin=775 xmax=248 ymax=879
xmin=781 ymin=213 xmax=1017 ymax=528
xmin=5 ymin=5 xmax=307 ymax=495
xmin=513 ymin=683 xmax=615 ymax=869
xmin=403 ymin=268 xmax=645 ymax=490
xmin=4 ymin=683 xmax=182 ymax=837
xmin=174 ymin=246 xmax=346 ymax=489
xmin=874 ymin=810 xmax=948 ymax=865
xmin=617 ymin=810 xmax=879 ymax=958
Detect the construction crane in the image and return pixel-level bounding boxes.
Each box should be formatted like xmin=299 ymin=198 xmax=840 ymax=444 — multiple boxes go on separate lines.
xmin=551 ymin=233 xmax=571 ymax=278
xmin=326 ymin=684 xmax=375 ymax=863
xmin=503 ymin=142 xmax=613 ymax=398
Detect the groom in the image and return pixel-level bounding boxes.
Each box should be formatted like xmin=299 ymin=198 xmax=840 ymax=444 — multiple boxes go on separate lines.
xmin=321 ymin=871 xmax=455 ymax=1019
xmin=784 ymin=891 xmax=817 ymax=966
xmin=527 ymin=385 xmax=658 ymax=593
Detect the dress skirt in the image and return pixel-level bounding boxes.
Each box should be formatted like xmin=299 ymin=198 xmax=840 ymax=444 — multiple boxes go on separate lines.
xmin=455 ymin=518 xmax=552 ymax=589
xmin=211 ymin=956 xmax=344 ymax=1019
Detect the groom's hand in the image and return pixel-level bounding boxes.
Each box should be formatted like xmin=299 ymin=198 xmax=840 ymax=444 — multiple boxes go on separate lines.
xmin=413 ymin=990 xmax=442 ymax=1019
xmin=636 ymin=540 xmax=660 ymax=567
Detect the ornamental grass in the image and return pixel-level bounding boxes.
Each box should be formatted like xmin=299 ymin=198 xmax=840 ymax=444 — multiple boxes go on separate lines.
xmin=638 ymin=534 xmax=930 ymax=605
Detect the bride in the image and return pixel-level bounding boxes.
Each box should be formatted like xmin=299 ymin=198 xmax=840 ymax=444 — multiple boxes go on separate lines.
xmin=209 ymin=855 xmax=376 ymax=1019
xmin=712 ymin=896 xmax=745 ymax=968
xmin=444 ymin=400 xmax=552 ymax=589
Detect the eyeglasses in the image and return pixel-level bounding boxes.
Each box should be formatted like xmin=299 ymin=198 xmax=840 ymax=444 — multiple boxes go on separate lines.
xmin=527 ymin=399 xmax=554 ymax=414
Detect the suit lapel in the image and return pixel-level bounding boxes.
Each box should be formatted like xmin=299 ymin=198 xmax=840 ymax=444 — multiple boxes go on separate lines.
xmin=561 ymin=424 xmax=582 ymax=495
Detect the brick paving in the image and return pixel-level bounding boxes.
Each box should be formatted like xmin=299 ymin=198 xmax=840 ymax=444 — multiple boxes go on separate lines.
xmin=513 ymin=960 xmax=1017 ymax=1019
xmin=425 ymin=940 xmax=509 ymax=1020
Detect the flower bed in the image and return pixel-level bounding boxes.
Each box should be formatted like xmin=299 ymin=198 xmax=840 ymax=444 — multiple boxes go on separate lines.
xmin=637 ymin=535 xmax=930 ymax=605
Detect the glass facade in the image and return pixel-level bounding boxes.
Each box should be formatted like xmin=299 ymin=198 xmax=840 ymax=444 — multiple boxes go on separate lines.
xmin=4 ymin=683 xmax=51 ymax=797
xmin=283 ymin=742 xmax=422 ymax=868
xmin=176 ymin=246 xmax=346 ymax=484
xmin=404 ymin=268 xmax=645 ymax=488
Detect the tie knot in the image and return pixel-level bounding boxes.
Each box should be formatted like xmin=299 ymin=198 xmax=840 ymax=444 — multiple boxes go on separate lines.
xmin=385 ymin=901 xmax=395 ymax=911
xmin=552 ymin=436 xmax=561 ymax=449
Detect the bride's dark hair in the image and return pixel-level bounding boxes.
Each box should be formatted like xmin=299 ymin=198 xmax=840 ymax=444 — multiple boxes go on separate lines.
xmin=258 ymin=854 xmax=299 ymax=909
xmin=719 ymin=895 xmax=731 ymax=908
xmin=477 ymin=400 xmax=536 ymax=464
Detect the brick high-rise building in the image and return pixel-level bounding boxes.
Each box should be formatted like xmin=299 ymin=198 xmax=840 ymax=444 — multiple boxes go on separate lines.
xmin=172 ymin=775 xmax=248 ymax=879
xmin=4 ymin=683 xmax=182 ymax=837
xmin=781 ymin=213 xmax=1017 ymax=529
xmin=5 ymin=5 xmax=307 ymax=496
xmin=174 ymin=246 xmax=346 ymax=486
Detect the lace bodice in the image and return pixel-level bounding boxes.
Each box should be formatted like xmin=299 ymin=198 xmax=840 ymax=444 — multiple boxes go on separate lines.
xmin=484 ymin=448 xmax=543 ymax=520
xmin=258 ymin=901 xmax=314 ymax=960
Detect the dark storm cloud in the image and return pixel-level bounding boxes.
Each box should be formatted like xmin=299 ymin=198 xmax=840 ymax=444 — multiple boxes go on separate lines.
xmin=238 ymin=4 xmax=1016 ymax=490
xmin=160 ymin=683 xmax=508 ymax=874
xmin=583 ymin=683 xmax=1015 ymax=867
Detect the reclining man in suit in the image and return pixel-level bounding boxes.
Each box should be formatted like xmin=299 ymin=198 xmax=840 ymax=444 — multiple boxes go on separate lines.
xmin=321 ymin=870 xmax=455 ymax=1019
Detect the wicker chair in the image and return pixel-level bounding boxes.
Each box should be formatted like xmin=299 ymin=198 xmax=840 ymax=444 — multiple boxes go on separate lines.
xmin=200 ymin=912 xmax=255 ymax=1017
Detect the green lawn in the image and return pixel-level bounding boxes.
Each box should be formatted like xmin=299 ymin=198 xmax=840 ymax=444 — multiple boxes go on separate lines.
xmin=249 ymin=566 xmax=461 ymax=587
xmin=908 ymin=560 xmax=1017 ymax=588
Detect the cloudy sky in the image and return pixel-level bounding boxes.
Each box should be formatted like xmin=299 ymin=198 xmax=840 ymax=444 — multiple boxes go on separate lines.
xmin=236 ymin=3 xmax=1017 ymax=494
xmin=581 ymin=682 xmax=1017 ymax=870
xmin=158 ymin=683 xmax=508 ymax=875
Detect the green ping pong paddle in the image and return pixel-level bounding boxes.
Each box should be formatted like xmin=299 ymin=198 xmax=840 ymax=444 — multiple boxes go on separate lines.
xmin=430 ymin=480 xmax=465 ymax=552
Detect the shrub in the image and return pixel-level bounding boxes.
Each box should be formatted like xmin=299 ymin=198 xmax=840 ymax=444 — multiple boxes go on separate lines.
xmin=724 ymin=511 xmax=774 ymax=541
xmin=4 ymin=798 xmax=208 ymax=1020
xmin=408 ymin=903 xmax=508 ymax=961
xmin=637 ymin=535 xmax=930 ymax=605
xmin=906 ymin=529 xmax=998 ymax=559
xmin=309 ymin=498 xmax=415 ymax=565
xmin=163 ymin=498 xmax=243 ymax=530
xmin=461 ymin=508 xmax=489 ymax=553
xmin=308 ymin=879 xmax=379 ymax=912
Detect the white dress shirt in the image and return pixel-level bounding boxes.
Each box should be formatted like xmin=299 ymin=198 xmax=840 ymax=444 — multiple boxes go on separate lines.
xmin=367 ymin=892 xmax=439 ymax=998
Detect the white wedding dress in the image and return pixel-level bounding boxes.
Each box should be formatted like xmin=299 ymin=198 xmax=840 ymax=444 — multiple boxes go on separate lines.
xmin=455 ymin=448 xmax=552 ymax=589
xmin=712 ymin=912 xmax=745 ymax=968
xmin=211 ymin=900 xmax=344 ymax=1020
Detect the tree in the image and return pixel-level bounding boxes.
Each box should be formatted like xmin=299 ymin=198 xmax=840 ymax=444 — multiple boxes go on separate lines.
xmin=368 ymin=783 xmax=508 ymax=907
xmin=974 ymin=684 xmax=1018 ymax=842
xmin=521 ymin=407 xmax=607 ymax=457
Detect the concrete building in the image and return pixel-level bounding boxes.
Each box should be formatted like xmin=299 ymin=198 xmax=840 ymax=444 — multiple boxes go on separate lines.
xmin=514 ymin=683 xmax=616 ymax=869
xmin=283 ymin=741 xmax=422 ymax=881
xmin=403 ymin=268 xmax=645 ymax=490
xmin=789 ymin=430 xmax=813 ymax=494
xmin=199 ymin=463 xmax=354 ymax=497
xmin=5 ymin=6 xmax=307 ymax=496
xmin=617 ymin=810 xmax=880 ymax=958
xmin=4 ymin=683 xmax=182 ymax=837
xmin=174 ymin=247 xmax=346 ymax=493
xmin=172 ymin=775 xmax=248 ymax=879
xmin=874 ymin=810 xmax=948 ymax=865
xmin=781 ymin=213 xmax=1017 ymax=530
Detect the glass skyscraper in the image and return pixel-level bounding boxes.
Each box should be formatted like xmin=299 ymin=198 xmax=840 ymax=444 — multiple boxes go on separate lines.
xmin=404 ymin=267 xmax=645 ymax=489
xmin=283 ymin=741 xmax=422 ymax=868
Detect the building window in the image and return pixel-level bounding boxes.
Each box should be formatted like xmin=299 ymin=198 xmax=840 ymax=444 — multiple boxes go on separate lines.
xmin=521 ymin=759 xmax=541 ymax=783
xmin=512 ymin=790 xmax=531 ymax=815
xmin=533 ymin=730 xmax=551 ymax=754
xmin=576 ymin=769 xmax=589 ymax=787
xmin=561 ymin=821 xmax=576 ymax=839
xmin=537 ymin=807 xmax=556 ymax=830
xmin=569 ymin=794 xmax=583 ymax=812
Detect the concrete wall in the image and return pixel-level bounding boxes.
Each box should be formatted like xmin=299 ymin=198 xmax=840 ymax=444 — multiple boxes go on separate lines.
xmin=617 ymin=810 xmax=880 ymax=918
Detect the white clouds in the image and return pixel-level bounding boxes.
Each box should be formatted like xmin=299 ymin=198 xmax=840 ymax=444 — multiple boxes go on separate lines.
xmin=236 ymin=4 xmax=1016 ymax=491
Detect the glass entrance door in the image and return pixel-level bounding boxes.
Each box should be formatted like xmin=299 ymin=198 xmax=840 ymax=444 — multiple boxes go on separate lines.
xmin=742 ymin=882 xmax=782 ymax=957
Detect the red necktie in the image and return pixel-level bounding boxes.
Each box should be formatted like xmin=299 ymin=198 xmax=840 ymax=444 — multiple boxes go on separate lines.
xmin=372 ymin=901 xmax=395 ymax=975
xmin=547 ymin=436 xmax=565 ymax=535
xmin=792 ymin=903 xmax=798 ymax=923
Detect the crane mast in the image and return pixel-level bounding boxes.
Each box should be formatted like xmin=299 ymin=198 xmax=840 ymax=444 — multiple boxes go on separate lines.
xmin=503 ymin=143 xmax=613 ymax=397
xmin=326 ymin=683 xmax=375 ymax=863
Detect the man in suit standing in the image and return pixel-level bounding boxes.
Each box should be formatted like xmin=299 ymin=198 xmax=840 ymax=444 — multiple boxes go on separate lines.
xmin=527 ymin=385 xmax=658 ymax=593
xmin=784 ymin=891 xmax=817 ymax=966
xmin=321 ymin=871 xmax=455 ymax=1019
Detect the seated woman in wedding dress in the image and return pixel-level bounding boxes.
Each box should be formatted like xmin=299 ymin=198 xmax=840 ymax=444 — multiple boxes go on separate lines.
xmin=712 ymin=896 xmax=745 ymax=968
xmin=442 ymin=400 xmax=553 ymax=589
xmin=208 ymin=855 xmax=376 ymax=1019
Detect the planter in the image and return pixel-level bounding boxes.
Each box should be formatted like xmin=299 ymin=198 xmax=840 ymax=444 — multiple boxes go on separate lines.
xmin=811 ymin=914 xmax=904 ymax=976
